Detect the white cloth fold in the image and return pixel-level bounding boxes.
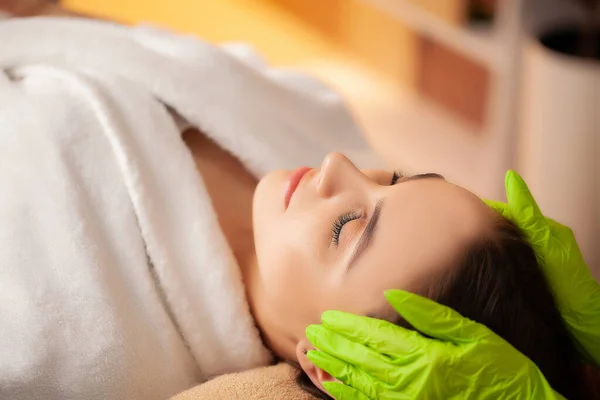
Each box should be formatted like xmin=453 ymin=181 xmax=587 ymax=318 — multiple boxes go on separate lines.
xmin=0 ymin=17 xmax=378 ymax=400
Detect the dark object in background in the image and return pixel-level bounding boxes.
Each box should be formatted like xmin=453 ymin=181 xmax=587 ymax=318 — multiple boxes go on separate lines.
xmin=468 ymin=0 xmax=497 ymax=24
xmin=541 ymin=26 xmax=600 ymax=60
xmin=542 ymin=0 xmax=600 ymax=59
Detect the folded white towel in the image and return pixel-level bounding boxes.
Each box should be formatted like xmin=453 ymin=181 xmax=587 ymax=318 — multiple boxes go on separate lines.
xmin=0 ymin=17 xmax=378 ymax=400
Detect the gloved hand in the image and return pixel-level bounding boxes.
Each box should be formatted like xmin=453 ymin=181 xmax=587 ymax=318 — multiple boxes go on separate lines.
xmin=484 ymin=170 xmax=600 ymax=366
xmin=306 ymin=290 xmax=564 ymax=400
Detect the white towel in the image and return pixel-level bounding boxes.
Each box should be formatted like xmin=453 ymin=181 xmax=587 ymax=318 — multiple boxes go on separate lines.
xmin=0 ymin=17 xmax=378 ymax=400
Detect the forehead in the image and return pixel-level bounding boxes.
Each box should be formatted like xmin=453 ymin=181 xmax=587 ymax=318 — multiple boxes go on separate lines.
xmin=347 ymin=178 xmax=491 ymax=300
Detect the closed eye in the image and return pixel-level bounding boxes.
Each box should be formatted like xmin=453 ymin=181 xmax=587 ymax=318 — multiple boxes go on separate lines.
xmin=332 ymin=170 xmax=403 ymax=247
xmin=392 ymin=172 xmax=445 ymax=185
xmin=331 ymin=211 xmax=361 ymax=246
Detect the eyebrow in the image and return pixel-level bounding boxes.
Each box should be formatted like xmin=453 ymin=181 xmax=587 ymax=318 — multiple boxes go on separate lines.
xmin=346 ymin=199 xmax=384 ymax=272
xmin=345 ymin=172 xmax=445 ymax=272
xmin=406 ymin=172 xmax=445 ymax=182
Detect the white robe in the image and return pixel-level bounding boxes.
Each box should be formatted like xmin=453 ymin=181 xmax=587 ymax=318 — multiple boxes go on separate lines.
xmin=0 ymin=17 xmax=378 ymax=400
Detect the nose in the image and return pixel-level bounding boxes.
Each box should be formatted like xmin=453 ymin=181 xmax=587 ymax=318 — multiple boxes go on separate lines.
xmin=317 ymin=152 xmax=369 ymax=198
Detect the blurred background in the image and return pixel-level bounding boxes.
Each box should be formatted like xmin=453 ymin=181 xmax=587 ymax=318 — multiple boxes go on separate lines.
xmin=1 ymin=0 xmax=598 ymax=273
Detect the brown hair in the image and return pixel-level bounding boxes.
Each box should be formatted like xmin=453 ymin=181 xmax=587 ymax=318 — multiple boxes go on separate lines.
xmin=297 ymin=216 xmax=599 ymax=399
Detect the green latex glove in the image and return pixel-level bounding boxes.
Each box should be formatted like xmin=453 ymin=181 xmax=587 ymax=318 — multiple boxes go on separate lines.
xmin=306 ymin=290 xmax=564 ymax=400
xmin=484 ymin=170 xmax=600 ymax=366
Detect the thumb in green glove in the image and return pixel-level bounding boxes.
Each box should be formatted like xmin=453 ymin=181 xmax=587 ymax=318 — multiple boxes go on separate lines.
xmin=484 ymin=170 xmax=600 ymax=366
xmin=306 ymin=290 xmax=563 ymax=400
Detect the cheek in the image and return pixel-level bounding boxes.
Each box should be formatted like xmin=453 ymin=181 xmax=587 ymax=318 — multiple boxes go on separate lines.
xmin=256 ymin=220 xmax=320 ymax=298
xmin=255 ymin=216 xmax=332 ymax=325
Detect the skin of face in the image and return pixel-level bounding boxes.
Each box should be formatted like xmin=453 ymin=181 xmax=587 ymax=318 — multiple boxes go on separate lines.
xmin=249 ymin=152 xmax=494 ymax=390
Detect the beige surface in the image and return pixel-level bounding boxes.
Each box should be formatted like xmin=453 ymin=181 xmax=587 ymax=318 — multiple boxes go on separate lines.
xmin=170 ymin=363 xmax=317 ymax=400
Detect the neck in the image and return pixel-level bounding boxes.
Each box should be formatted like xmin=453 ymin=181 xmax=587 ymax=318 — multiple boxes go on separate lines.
xmin=237 ymin=233 xmax=259 ymax=289
xmin=237 ymin=238 xmax=274 ymax=354
xmin=239 ymin=243 xmax=297 ymax=361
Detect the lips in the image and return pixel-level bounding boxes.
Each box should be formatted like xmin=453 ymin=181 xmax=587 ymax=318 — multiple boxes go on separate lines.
xmin=284 ymin=166 xmax=312 ymax=209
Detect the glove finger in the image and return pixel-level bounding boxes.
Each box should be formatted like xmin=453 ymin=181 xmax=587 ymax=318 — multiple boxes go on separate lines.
xmin=320 ymin=310 xmax=427 ymax=355
xmin=308 ymin=351 xmax=381 ymax=399
xmin=322 ymin=382 xmax=371 ymax=400
xmin=483 ymin=199 xmax=510 ymax=218
xmin=306 ymin=325 xmax=411 ymax=383
xmin=504 ymin=170 xmax=550 ymax=246
xmin=384 ymin=290 xmax=489 ymax=343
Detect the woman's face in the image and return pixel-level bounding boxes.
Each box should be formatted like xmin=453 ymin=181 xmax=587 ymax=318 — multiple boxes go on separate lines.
xmin=251 ymin=153 xmax=493 ymax=361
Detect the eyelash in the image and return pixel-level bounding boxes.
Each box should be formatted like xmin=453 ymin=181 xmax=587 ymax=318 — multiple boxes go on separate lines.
xmin=391 ymin=170 xmax=404 ymax=185
xmin=330 ymin=171 xmax=402 ymax=246
xmin=331 ymin=211 xmax=361 ymax=246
